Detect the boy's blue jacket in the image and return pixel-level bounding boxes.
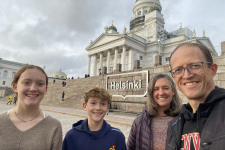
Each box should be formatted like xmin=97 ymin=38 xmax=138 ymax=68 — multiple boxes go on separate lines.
xmin=62 ymin=119 xmax=127 ymax=150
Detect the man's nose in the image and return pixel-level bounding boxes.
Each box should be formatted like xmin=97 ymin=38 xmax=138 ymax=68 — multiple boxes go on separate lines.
xmin=182 ymin=68 xmax=194 ymax=79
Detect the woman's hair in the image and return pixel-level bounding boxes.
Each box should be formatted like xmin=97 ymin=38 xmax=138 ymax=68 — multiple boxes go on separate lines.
xmin=147 ymin=73 xmax=181 ymax=117
xmin=84 ymin=86 xmax=112 ymax=104
xmin=12 ymin=65 xmax=48 ymax=86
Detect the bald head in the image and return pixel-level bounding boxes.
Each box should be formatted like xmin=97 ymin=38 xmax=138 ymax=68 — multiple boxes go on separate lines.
xmin=170 ymin=43 xmax=213 ymax=69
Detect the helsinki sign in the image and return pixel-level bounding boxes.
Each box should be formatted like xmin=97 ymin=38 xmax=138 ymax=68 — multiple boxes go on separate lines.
xmin=111 ymin=80 xmax=142 ymax=89
xmin=106 ymin=70 xmax=148 ymax=99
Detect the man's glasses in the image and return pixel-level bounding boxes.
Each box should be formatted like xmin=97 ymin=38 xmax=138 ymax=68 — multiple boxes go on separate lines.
xmin=169 ymin=62 xmax=212 ymax=78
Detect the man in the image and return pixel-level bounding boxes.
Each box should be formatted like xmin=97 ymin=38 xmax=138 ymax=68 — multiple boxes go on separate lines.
xmin=165 ymin=43 xmax=225 ymax=149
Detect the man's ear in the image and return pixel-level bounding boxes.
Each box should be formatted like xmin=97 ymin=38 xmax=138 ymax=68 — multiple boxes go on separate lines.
xmin=83 ymin=102 xmax=87 ymax=111
xmin=12 ymin=83 xmax=18 ymax=94
xmin=210 ymin=63 xmax=218 ymax=77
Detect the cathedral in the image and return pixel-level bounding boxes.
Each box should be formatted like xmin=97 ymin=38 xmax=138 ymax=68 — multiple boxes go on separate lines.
xmin=86 ymin=0 xmax=218 ymax=76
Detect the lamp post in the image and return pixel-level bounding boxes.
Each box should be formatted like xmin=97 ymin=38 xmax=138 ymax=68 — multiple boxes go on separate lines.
xmin=98 ymin=68 xmax=101 ymax=86
xmin=157 ymin=30 xmax=164 ymax=55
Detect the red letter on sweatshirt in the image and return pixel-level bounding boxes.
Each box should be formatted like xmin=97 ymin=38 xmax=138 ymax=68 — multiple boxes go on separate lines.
xmin=192 ymin=133 xmax=200 ymax=150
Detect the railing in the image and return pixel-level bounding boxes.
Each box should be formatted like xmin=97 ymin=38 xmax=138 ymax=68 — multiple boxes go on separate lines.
xmin=130 ymin=16 xmax=145 ymax=30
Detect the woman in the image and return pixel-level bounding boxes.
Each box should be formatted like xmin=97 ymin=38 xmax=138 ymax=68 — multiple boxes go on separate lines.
xmin=0 ymin=65 xmax=62 ymax=150
xmin=127 ymin=74 xmax=181 ymax=150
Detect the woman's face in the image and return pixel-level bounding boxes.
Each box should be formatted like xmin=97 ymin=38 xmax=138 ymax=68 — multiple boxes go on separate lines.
xmin=153 ymin=78 xmax=175 ymax=109
xmin=12 ymin=68 xmax=47 ymax=107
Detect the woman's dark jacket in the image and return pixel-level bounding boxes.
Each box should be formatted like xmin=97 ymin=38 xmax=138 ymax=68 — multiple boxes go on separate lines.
xmin=127 ymin=109 xmax=153 ymax=150
xmin=165 ymin=86 xmax=225 ymax=150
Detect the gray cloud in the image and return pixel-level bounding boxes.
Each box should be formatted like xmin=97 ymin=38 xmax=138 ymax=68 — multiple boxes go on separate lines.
xmin=0 ymin=0 xmax=224 ymax=78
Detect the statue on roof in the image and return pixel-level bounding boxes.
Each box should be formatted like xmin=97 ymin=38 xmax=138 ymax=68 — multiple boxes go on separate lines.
xmin=104 ymin=26 xmax=108 ymax=33
xmin=193 ymin=29 xmax=196 ymax=38
xmin=180 ymin=23 xmax=182 ymax=29
xmin=203 ymin=29 xmax=206 ymax=37
xmin=123 ymin=26 xmax=127 ymax=34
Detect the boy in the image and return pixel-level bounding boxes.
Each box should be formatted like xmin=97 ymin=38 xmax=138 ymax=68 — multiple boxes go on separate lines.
xmin=63 ymin=86 xmax=127 ymax=150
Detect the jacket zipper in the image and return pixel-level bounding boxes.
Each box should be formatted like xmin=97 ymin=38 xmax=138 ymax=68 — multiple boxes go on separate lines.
xmin=197 ymin=108 xmax=200 ymax=136
xmin=167 ymin=144 xmax=177 ymax=150
xmin=202 ymin=134 xmax=225 ymax=146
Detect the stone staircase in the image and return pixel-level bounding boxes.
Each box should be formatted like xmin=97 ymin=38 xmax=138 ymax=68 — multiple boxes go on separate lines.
xmin=41 ymin=76 xmax=99 ymax=109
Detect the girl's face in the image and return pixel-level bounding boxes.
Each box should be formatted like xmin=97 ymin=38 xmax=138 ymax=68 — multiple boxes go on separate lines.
xmin=12 ymin=68 xmax=48 ymax=107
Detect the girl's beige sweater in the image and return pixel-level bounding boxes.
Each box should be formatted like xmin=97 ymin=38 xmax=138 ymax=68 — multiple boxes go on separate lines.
xmin=0 ymin=112 xmax=62 ymax=150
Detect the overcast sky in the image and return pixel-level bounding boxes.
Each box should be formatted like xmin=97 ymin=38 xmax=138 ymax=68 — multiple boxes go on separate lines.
xmin=0 ymin=0 xmax=224 ymax=78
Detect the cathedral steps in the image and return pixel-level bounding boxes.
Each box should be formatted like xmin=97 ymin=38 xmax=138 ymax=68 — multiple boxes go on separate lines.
xmin=40 ymin=76 xmax=99 ymax=109
xmin=0 ymin=76 xmax=99 ymax=110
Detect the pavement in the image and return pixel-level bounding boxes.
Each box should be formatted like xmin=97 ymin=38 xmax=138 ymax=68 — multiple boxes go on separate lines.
xmin=0 ymin=102 xmax=137 ymax=141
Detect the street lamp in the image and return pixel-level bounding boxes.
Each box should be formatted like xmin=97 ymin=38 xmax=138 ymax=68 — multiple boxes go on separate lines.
xmin=157 ymin=30 xmax=164 ymax=55
xmin=98 ymin=68 xmax=101 ymax=86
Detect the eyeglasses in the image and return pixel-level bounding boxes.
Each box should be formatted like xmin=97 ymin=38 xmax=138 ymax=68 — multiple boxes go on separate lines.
xmin=169 ymin=62 xmax=212 ymax=78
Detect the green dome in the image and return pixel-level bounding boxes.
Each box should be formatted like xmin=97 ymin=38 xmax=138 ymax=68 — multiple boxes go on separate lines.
xmin=148 ymin=6 xmax=160 ymax=13
xmin=108 ymin=25 xmax=117 ymax=32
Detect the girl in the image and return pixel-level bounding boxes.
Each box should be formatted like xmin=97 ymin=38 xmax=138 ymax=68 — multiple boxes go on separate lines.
xmin=0 ymin=65 xmax=62 ymax=150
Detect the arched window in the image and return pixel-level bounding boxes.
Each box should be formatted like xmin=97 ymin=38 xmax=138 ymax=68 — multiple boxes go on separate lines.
xmin=3 ymin=70 xmax=8 ymax=78
xmin=61 ymin=76 xmax=64 ymax=78
xmin=56 ymin=75 xmax=58 ymax=78
xmin=12 ymin=72 xmax=16 ymax=78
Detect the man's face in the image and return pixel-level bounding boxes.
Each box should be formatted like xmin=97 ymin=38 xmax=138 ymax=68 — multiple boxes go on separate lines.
xmin=170 ymin=45 xmax=217 ymax=102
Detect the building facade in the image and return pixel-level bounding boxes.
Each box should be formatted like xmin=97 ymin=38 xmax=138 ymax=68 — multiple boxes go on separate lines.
xmin=0 ymin=58 xmax=27 ymax=87
xmin=86 ymin=0 xmax=218 ymax=76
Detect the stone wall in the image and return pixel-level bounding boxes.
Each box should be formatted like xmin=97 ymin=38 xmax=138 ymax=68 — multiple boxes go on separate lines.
xmin=0 ymin=87 xmax=14 ymax=98
xmin=100 ymin=55 xmax=225 ymax=113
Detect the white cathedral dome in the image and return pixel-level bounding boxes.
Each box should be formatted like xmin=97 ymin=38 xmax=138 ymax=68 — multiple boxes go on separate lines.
xmin=133 ymin=0 xmax=162 ymax=17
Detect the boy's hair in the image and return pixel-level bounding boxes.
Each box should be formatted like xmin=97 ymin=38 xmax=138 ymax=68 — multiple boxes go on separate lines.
xmin=84 ymin=86 xmax=111 ymax=104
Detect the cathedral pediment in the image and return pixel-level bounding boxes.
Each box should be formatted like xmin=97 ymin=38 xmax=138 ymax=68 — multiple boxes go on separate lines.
xmin=197 ymin=37 xmax=217 ymax=55
xmin=86 ymin=34 xmax=123 ymax=50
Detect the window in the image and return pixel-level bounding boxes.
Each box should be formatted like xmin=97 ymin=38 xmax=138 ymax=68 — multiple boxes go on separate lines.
xmin=110 ymin=67 xmax=113 ymax=72
xmin=61 ymin=76 xmax=64 ymax=78
xmin=12 ymin=72 xmax=16 ymax=78
xmin=166 ymin=57 xmax=170 ymax=61
xmin=3 ymin=70 xmax=8 ymax=78
xmin=144 ymin=10 xmax=147 ymax=14
xmin=138 ymin=11 xmax=141 ymax=15
xmin=140 ymin=56 xmax=143 ymax=60
xmin=56 ymin=75 xmax=59 ymax=78
xmin=2 ymin=81 xmax=5 ymax=85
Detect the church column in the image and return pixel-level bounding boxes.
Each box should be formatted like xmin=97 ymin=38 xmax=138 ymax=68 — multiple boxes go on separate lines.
xmin=114 ymin=48 xmax=118 ymax=71
xmin=122 ymin=45 xmax=126 ymax=71
xmin=93 ymin=54 xmax=97 ymax=76
xmin=107 ymin=50 xmax=111 ymax=73
xmin=99 ymin=52 xmax=103 ymax=71
xmin=141 ymin=7 xmax=144 ymax=16
xmin=129 ymin=48 xmax=134 ymax=70
xmin=88 ymin=55 xmax=91 ymax=75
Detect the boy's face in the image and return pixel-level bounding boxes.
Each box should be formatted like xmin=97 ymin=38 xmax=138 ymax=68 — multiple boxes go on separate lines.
xmin=83 ymin=97 xmax=110 ymax=125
